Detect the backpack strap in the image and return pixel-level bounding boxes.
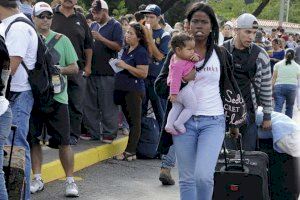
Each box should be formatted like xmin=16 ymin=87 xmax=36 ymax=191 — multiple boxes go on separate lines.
xmin=223 ymin=40 xmax=231 ymax=52
xmin=244 ymin=44 xmax=261 ymax=78
xmin=46 ymin=34 xmax=62 ymax=52
xmin=5 ymin=17 xmax=38 ymax=74
xmin=245 ymin=44 xmax=262 ymax=105
xmin=5 ymin=17 xmax=35 ymax=37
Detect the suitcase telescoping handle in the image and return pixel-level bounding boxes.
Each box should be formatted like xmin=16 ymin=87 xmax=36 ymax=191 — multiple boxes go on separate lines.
xmin=6 ymin=125 xmax=17 ymax=186
xmin=222 ymin=134 xmax=246 ymax=172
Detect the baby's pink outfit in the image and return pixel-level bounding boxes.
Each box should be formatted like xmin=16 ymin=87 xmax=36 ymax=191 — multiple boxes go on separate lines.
xmin=165 ymin=56 xmax=198 ymax=135
xmin=167 ymin=56 xmax=195 ymax=95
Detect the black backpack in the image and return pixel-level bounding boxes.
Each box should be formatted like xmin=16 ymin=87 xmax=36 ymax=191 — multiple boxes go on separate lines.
xmin=5 ymin=17 xmax=58 ymax=112
xmin=0 ymin=35 xmax=10 ymax=96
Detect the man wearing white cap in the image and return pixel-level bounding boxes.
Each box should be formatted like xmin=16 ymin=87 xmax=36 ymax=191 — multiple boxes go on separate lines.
xmin=0 ymin=1 xmax=38 ymax=199
xmin=29 ymin=2 xmax=80 ymax=197
xmin=223 ymin=13 xmax=273 ymax=151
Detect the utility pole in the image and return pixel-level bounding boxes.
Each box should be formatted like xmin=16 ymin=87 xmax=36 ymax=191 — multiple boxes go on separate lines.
xmin=279 ymin=0 xmax=290 ymax=26
xmin=286 ymin=0 xmax=290 ymax=22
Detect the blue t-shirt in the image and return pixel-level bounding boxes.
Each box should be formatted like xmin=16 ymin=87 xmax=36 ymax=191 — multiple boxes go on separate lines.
xmin=115 ymin=45 xmax=149 ymax=92
xmin=270 ymin=50 xmax=285 ymax=71
xmin=91 ymin=18 xmax=123 ymax=75
xmin=148 ymin=29 xmax=171 ymax=78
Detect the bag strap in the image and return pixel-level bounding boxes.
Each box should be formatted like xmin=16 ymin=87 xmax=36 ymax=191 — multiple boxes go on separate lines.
xmin=5 ymin=17 xmax=37 ymax=75
xmin=46 ymin=33 xmax=62 ymax=52
xmin=5 ymin=17 xmax=35 ymax=37
xmin=244 ymin=44 xmax=261 ymax=77
xmin=244 ymin=44 xmax=261 ymax=103
xmin=223 ymin=40 xmax=231 ymax=52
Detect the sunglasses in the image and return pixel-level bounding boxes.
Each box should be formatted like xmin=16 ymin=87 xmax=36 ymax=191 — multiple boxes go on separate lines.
xmin=37 ymin=15 xmax=53 ymax=20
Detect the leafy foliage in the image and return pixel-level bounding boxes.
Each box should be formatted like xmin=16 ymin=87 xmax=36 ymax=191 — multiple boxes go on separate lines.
xmin=209 ymin=0 xmax=300 ymax=24
xmin=40 ymin=0 xmax=299 ymax=25
xmin=112 ymin=0 xmax=128 ymax=19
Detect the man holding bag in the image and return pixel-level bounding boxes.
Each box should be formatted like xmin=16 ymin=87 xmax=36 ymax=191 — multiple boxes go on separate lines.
xmin=28 ymin=2 xmax=80 ymax=197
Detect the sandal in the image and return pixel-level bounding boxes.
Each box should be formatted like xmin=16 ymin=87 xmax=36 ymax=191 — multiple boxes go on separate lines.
xmin=114 ymin=152 xmax=136 ymax=161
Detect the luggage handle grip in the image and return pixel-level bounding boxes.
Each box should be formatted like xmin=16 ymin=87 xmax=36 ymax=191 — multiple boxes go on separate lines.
xmin=220 ymin=165 xmax=249 ymax=174
xmin=223 ymin=133 xmax=245 ymax=171
xmin=224 ymin=158 xmax=250 ymax=165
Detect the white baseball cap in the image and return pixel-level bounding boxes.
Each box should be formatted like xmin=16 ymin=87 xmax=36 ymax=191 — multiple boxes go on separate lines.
xmin=92 ymin=0 xmax=108 ymax=11
xmin=100 ymin=0 xmax=108 ymax=10
xmin=33 ymin=2 xmax=53 ymax=16
xmin=224 ymin=21 xmax=234 ymax=29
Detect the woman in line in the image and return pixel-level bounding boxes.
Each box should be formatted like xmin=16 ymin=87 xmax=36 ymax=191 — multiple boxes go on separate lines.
xmin=114 ymin=22 xmax=150 ymax=161
xmin=221 ymin=21 xmax=234 ymax=42
xmin=155 ymin=2 xmax=244 ymax=200
xmin=272 ymin=48 xmax=300 ymax=118
xmin=270 ymin=38 xmax=285 ymax=73
xmin=0 ymin=36 xmax=12 ymax=200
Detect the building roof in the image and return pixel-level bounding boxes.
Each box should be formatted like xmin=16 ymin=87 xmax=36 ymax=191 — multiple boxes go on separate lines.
xmin=231 ymin=18 xmax=300 ymax=32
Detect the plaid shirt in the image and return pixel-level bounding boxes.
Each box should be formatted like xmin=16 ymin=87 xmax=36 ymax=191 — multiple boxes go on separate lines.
xmin=225 ymin=39 xmax=273 ymax=121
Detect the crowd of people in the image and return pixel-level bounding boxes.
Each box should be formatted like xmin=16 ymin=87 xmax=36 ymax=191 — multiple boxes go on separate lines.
xmin=0 ymin=0 xmax=299 ymax=200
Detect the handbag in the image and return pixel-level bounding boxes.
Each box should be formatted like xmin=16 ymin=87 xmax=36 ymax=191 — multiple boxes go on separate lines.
xmin=219 ymin=47 xmax=247 ymax=127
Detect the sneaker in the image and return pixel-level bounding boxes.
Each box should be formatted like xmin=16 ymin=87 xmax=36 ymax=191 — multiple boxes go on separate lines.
xmin=159 ymin=168 xmax=175 ymax=185
xmin=80 ymin=132 xmax=92 ymax=140
xmin=101 ymin=135 xmax=115 ymax=144
xmin=65 ymin=181 xmax=79 ymax=197
xmin=30 ymin=178 xmax=44 ymax=194
xmin=69 ymin=135 xmax=79 ymax=145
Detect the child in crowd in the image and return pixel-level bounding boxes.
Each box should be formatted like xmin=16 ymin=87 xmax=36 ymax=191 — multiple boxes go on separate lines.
xmin=165 ymin=33 xmax=199 ymax=135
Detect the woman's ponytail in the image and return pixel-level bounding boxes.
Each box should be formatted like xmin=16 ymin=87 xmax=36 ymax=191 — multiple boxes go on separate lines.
xmin=285 ymin=48 xmax=295 ymax=65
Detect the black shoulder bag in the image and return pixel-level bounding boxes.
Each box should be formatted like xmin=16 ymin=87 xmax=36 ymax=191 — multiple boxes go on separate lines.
xmin=219 ymin=46 xmax=247 ymax=128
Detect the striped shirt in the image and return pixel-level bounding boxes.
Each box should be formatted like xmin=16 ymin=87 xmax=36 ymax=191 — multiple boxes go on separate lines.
xmin=225 ymin=39 xmax=273 ymax=120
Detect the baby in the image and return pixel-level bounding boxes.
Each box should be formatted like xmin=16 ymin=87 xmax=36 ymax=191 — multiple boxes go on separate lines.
xmin=165 ymin=33 xmax=199 ymax=135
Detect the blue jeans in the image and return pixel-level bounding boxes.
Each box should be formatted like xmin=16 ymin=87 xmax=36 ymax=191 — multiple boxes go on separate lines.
xmin=7 ymin=91 xmax=33 ymax=200
xmin=0 ymin=107 xmax=12 ymax=200
xmin=142 ymin=77 xmax=166 ymax=130
xmin=161 ymin=145 xmax=176 ymax=169
xmin=274 ymin=84 xmax=297 ymax=118
xmin=173 ymin=115 xmax=225 ymax=200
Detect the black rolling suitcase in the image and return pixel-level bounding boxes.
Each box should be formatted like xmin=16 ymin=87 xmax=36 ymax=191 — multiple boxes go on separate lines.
xmin=213 ymin=136 xmax=270 ymax=200
xmin=3 ymin=125 xmax=26 ymax=200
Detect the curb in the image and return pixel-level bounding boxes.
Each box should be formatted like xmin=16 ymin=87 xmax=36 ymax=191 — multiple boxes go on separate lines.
xmin=41 ymin=137 xmax=128 ymax=183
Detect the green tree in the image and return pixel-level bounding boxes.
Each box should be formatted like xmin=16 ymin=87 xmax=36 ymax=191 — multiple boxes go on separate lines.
xmin=208 ymin=0 xmax=300 ymax=24
xmin=112 ymin=0 xmax=128 ymax=19
xmin=39 ymin=0 xmax=300 ymax=25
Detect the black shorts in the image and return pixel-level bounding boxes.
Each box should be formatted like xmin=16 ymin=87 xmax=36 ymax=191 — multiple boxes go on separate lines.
xmin=28 ymin=101 xmax=70 ymax=149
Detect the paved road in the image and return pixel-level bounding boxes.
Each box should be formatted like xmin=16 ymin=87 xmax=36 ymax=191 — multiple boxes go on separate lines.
xmin=31 ymin=107 xmax=300 ymax=200
xmin=31 ymin=159 xmax=180 ymax=200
